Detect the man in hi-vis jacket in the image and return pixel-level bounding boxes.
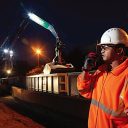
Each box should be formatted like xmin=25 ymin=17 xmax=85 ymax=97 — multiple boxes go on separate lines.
xmin=77 ymin=28 xmax=128 ymax=128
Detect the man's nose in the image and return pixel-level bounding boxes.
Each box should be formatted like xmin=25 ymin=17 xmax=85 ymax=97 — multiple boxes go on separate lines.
xmin=101 ymin=48 xmax=105 ymax=53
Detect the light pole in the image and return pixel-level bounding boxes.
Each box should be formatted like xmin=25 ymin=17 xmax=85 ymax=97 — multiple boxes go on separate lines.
xmin=35 ymin=48 xmax=41 ymax=67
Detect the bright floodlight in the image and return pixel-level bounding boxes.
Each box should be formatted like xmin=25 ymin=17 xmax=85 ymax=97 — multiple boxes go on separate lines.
xmin=28 ymin=12 xmax=45 ymax=27
xmin=28 ymin=12 xmax=58 ymax=38
xmin=6 ymin=69 xmax=12 ymax=74
xmin=4 ymin=49 xmax=9 ymax=53
xmin=36 ymin=48 xmax=41 ymax=55
xmin=10 ymin=50 xmax=13 ymax=57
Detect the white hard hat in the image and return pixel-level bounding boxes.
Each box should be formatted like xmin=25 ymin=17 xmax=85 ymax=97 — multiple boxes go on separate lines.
xmin=99 ymin=28 xmax=128 ymax=47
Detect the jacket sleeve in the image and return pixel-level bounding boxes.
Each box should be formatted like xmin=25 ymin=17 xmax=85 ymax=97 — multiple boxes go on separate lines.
xmin=120 ymin=77 xmax=128 ymax=116
xmin=77 ymin=71 xmax=95 ymax=99
xmin=111 ymin=77 xmax=128 ymax=127
xmin=123 ymin=79 xmax=128 ymax=127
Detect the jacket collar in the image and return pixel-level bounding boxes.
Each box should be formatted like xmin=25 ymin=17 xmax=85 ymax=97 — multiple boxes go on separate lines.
xmin=111 ymin=58 xmax=128 ymax=76
xmin=97 ymin=58 xmax=128 ymax=76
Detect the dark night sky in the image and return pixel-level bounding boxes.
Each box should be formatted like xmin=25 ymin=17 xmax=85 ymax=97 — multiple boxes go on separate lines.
xmin=0 ymin=0 xmax=128 ymax=67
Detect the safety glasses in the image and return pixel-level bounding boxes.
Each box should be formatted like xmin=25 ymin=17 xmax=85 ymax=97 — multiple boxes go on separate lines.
xmin=99 ymin=44 xmax=116 ymax=50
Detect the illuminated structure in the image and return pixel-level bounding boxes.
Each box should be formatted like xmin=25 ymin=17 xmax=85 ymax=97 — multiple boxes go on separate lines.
xmin=26 ymin=72 xmax=80 ymax=96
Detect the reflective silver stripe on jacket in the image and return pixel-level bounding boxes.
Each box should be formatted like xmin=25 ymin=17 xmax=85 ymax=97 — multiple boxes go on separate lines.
xmin=91 ymin=99 xmax=127 ymax=117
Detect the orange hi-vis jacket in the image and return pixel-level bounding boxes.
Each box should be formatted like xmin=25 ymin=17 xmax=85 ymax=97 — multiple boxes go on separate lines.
xmin=77 ymin=59 xmax=128 ymax=128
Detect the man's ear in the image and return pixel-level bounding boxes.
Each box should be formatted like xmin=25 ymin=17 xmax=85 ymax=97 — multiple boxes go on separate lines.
xmin=116 ymin=48 xmax=124 ymax=55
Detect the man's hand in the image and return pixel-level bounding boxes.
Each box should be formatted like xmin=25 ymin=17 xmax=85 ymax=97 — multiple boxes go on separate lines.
xmin=82 ymin=58 xmax=96 ymax=71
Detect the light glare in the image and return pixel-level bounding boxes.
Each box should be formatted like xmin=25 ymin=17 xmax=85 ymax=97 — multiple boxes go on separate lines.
xmin=27 ymin=12 xmax=58 ymax=38
xmin=36 ymin=48 xmax=41 ymax=55
xmin=28 ymin=12 xmax=45 ymax=26
xmin=6 ymin=69 xmax=11 ymax=74
xmin=4 ymin=49 xmax=9 ymax=53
